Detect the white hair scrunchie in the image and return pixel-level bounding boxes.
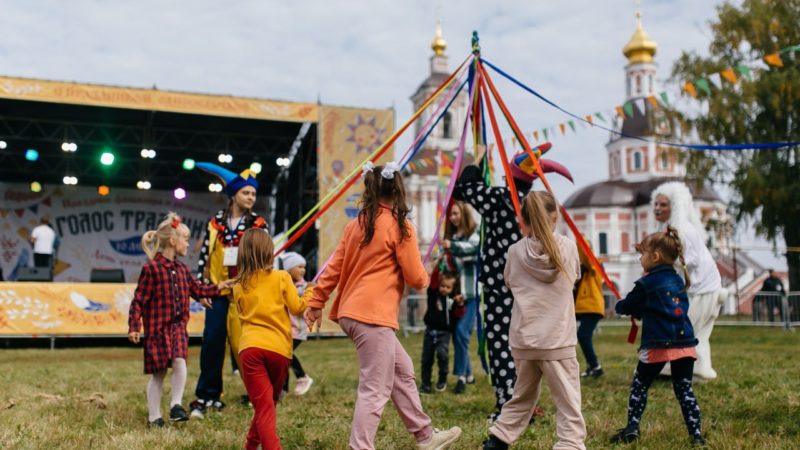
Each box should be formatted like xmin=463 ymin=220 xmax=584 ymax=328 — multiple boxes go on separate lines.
xmin=362 ymin=161 xmax=374 ymax=175
xmin=381 ymin=161 xmax=401 ymax=180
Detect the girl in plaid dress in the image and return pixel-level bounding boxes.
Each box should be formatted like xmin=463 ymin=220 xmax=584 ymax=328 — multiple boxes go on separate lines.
xmin=128 ymin=213 xmax=233 ymax=427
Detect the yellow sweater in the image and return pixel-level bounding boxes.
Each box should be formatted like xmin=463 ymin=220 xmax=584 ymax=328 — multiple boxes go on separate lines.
xmin=234 ymin=270 xmax=313 ymax=359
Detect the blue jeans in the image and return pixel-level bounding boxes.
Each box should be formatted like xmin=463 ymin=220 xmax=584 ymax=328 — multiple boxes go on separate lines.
xmin=195 ymin=296 xmax=229 ymax=401
xmin=576 ymin=313 xmax=602 ymax=369
xmin=453 ymin=297 xmax=478 ymax=377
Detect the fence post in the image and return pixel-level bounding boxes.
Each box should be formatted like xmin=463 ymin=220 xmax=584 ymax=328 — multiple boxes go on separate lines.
xmin=782 ymin=294 xmax=791 ymax=331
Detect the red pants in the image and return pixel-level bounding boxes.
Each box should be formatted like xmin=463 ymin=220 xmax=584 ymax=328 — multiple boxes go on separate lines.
xmin=239 ymin=347 xmax=290 ymax=450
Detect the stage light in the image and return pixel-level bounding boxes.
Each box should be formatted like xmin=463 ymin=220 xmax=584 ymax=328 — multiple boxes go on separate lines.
xmin=62 ymin=176 xmax=78 ymax=185
xmin=136 ymin=180 xmax=152 ymax=190
xmin=208 ymin=183 xmax=223 ymax=192
xmin=140 ymin=148 xmax=156 ymax=158
xmin=0 ymin=141 xmax=6 ymax=149
xmin=25 ymin=149 xmax=39 ymax=161
xmin=61 ymin=142 xmax=77 ymax=152
xmin=173 ymin=188 xmax=187 ymax=200
xmin=250 ymin=162 xmax=263 ymax=174
xmin=30 ymin=181 xmax=42 ymax=193
xmin=182 ymin=158 xmax=195 ymax=170
xmin=276 ymin=157 xmax=290 ymax=167
xmin=100 ymin=151 xmax=115 ymax=166
xmin=98 ymin=185 xmax=110 ymax=196
xmin=218 ymin=153 xmax=233 ymax=164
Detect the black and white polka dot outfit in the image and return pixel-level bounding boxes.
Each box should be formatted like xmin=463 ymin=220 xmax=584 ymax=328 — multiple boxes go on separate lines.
xmin=455 ymin=165 xmax=523 ymax=418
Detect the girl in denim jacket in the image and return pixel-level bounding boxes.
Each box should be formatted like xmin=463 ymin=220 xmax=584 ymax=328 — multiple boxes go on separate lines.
xmin=612 ymin=226 xmax=705 ymax=446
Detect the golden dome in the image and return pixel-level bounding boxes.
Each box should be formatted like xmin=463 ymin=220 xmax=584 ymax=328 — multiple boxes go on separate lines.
xmin=431 ymin=19 xmax=447 ymax=56
xmin=623 ymin=11 xmax=657 ymax=64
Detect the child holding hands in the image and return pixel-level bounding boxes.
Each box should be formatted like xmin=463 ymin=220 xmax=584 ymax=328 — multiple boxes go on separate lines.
xmin=128 ymin=213 xmax=233 ymax=427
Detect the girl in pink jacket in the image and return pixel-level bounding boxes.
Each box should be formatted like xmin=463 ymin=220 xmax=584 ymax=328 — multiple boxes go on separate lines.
xmin=484 ymin=191 xmax=586 ymax=450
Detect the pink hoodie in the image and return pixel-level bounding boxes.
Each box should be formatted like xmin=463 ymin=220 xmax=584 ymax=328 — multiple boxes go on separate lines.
xmin=503 ymin=233 xmax=580 ymax=360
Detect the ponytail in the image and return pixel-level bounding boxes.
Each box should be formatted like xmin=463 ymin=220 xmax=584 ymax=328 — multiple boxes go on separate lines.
xmin=639 ymin=225 xmax=692 ymax=292
xmin=141 ymin=230 xmax=159 ymax=260
xmin=665 ymin=225 xmax=691 ymax=292
xmin=358 ymin=163 xmax=410 ymax=247
xmin=521 ymin=191 xmax=566 ymax=274
xmin=139 ymin=212 xmax=190 ymax=260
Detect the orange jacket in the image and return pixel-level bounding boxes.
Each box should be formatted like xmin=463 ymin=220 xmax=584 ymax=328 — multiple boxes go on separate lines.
xmin=309 ymin=205 xmax=429 ymax=330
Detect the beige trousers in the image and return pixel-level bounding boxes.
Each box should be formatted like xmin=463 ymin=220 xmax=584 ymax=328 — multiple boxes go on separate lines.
xmin=489 ymin=357 xmax=586 ymax=450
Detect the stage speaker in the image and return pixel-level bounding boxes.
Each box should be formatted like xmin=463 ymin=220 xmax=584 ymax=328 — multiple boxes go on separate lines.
xmin=90 ymin=269 xmax=125 ymax=283
xmin=17 ymin=267 xmax=53 ymax=282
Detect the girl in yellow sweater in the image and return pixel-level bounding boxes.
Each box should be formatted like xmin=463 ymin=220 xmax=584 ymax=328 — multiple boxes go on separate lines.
xmin=232 ymin=229 xmax=315 ymax=450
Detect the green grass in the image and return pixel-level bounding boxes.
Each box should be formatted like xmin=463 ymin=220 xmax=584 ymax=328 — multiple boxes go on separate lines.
xmin=1 ymin=326 xmax=798 ymax=449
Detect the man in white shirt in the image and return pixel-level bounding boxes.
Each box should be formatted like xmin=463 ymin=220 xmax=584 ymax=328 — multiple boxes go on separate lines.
xmin=30 ymin=217 xmax=56 ymax=270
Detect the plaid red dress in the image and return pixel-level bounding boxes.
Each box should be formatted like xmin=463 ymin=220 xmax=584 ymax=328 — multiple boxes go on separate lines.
xmin=128 ymin=253 xmax=219 ymax=374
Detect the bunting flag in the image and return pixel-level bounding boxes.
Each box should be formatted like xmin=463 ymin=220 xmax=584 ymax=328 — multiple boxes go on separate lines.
xmin=694 ymin=79 xmax=711 ymax=96
xmin=559 ymin=123 xmax=566 ymax=135
xmin=567 ymin=120 xmax=576 ymax=132
xmin=660 ymin=92 xmax=670 ymax=106
xmin=647 ymin=95 xmax=659 ymax=108
xmin=720 ymin=68 xmax=738 ymax=84
xmin=533 ymin=130 xmax=539 ymax=141
xmin=635 ymin=98 xmax=647 ymax=115
xmin=27 ymin=204 xmax=39 ymax=214
xmin=542 ymin=128 xmax=549 ymax=140
xmin=42 ymin=196 xmax=52 ymax=207
xmin=683 ymin=81 xmax=698 ymax=98
xmin=708 ymin=72 xmax=723 ymax=90
xmin=735 ymin=63 xmax=752 ymax=80
xmin=14 ymin=209 xmax=24 ymax=218
xmin=622 ymin=102 xmax=634 ymax=118
xmin=615 ymin=105 xmax=625 ymax=118
xmin=763 ymin=53 xmax=783 ymax=67
xmin=595 ymin=112 xmax=607 ymax=122
xmin=585 ymin=115 xmax=593 ymax=125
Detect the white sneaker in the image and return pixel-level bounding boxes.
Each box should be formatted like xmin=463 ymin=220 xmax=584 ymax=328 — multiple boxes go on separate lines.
xmin=294 ymin=376 xmax=314 ymax=396
xmin=417 ymin=426 xmax=462 ymax=450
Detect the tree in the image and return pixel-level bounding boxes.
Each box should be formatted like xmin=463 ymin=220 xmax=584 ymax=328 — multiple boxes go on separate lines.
xmin=671 ymin=0 xmax=800 ymax=290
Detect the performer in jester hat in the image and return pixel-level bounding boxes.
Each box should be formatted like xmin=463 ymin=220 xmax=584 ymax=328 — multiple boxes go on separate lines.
xmin=454 ymin=143 xmax=573 ymax=422
xmin=189 ymin=162 xmax=268 ymax=418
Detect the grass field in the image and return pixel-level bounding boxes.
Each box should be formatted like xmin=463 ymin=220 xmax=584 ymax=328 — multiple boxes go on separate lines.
xmin=1 ymin=325 xmax=798 ymax=449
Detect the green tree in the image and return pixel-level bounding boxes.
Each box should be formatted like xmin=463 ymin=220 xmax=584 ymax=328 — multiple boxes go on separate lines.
xmin=671 ymin=0 xmax=800 ymax=290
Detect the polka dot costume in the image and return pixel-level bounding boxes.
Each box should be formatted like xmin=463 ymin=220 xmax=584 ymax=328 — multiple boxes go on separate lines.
xmin=455 ymin=165 xmax=524 ymax=416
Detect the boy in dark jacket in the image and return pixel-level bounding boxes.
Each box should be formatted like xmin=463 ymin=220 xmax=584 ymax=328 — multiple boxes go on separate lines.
xmin=420 ymin=271 xmax=463 ymax=393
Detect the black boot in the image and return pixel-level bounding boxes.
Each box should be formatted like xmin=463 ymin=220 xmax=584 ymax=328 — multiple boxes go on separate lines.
xmin=482 ymin=435 xmax=509 ymax=450
xmin=610 ymin=425 xmax=640 ymax=443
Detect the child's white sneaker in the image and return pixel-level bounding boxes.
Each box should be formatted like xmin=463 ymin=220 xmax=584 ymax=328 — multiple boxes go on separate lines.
xmin=294 ymin=376 xmax=313 ymax=395
xmin=417 ymin=426 xmax=462 ymax=450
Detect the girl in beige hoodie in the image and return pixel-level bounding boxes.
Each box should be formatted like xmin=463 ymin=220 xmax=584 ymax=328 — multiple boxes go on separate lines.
xmin=484 ymin=191 xmax=586 ymax=450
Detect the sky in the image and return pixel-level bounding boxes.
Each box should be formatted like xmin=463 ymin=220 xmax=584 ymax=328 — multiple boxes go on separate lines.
xmin=0 ymin=0 xmax=786 ymax=270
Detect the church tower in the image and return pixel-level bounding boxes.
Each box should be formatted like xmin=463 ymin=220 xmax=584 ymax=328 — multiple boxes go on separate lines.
xmin=406 ymin=19 xmax=470 ymax=251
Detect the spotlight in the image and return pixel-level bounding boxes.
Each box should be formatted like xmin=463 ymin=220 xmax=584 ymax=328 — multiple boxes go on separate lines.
xmin=276 ymin=157 xmax=291 ymax=167
xmin=62 ymin=176 xmax=78 ymax=185
xmin=140 ymin=148 xmax=156 ymax=158
xmin=136 ymin=180 xmax=152 ymax=190
xmin=100 ymin=151 xmax=115 ymax=166
xmin=249 ymin=162 xmax=263 ymax=174
xmin=208 ymin=183 xmax=223 ymax=192
xmin=218 ymin=153 xmax=233 ymax=164
xmin=173 ymin=188 xmax=187 ymax=200
xmin=0 ymin=140 xmax=6 ymax=149
xmin=25 ymin=149 xmax=39 ymax=161
xmin=98 ymin=185 xmax=110 ymax=196
xmin=61 ymin=142 xmax=77 ymax=152
xmin=30 ymin=181 xmax=42 ymax=193
xmin=182 ymin=158 xmax=195 ymax=170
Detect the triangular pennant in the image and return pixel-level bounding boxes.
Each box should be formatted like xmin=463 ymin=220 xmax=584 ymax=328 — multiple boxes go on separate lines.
xmin=622 ymin=102 xmax=634 ymax=118
xmin=585 ymin=115 xmax=594 ymax=125
xmin=542 ymin=128 xmax=549 ymax=140
xmin=683 ymin=81 xmax=698 ymax=98
xmin=763 ymin=53 xmax=783 ymax=67
xmin=511 ymin=136 xmax=517 ymax=148
xmin=720 ymin=68 xmax=738 ymax=84
xmin=533 ymin=130 xmax=539 ymax=142
xmin=635 ymin=98 xmax=647 ymax=115
xmin=615 ymin=105 xmax=626 ymax=118
xmin=567 ymin=120 xmax=576 ymax=132
xmin=735 ymin=64 xmax=752 ymax=80
xmin=694 ymin=79 xmax=711 ymax=95
xmin=659 ymin=92 xmax=670 ymax=106
xmin=42 ymin=196 xmax=52 ymax=207
xmin=595 ymin=112 xmax=606 ymax=123
xmin=708 ymin=72 xmax=723 ymax=90
xmin=558 ymin=123 xmax=565 ymax=135
xmin=647 ymin=95 xmax=659 ymax=108
xmin=14 ymin=209 xmax=24 ymax=218
xmin=27 ymin=204 xmax=39 ymax=214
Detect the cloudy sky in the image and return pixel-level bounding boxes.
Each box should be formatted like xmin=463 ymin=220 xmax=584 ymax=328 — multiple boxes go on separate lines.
xmin=0 ymin=0 xmax=786 ymax=269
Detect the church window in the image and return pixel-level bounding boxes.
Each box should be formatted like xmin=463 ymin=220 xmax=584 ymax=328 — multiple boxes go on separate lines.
xmin=442 ymin=112 xmax=452 ymax=139
xmin=660 ymin=152 xmax=669 ymax=170
xmin=598 ymin=232 xmax=608 ymax=255
xmin=626 ymin=76 xmax=631 ymax=96
xmin=635 ymin=74 xmax=641 ymax=94
xmin=648 ymin=74 xmax=654 ymax=93
xmin=621 ymin=232 xmax=630 ymax=252
xmin=633 ymin=151 xmax=642 ymax=170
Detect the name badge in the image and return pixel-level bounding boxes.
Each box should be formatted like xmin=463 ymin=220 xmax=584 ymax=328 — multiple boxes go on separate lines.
xmin=223 ymin=247 xmax=239 ymax=266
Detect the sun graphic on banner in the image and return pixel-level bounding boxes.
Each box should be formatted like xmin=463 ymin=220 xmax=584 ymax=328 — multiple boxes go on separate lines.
xmin=346 ymin=115 xmax=386 ymax=154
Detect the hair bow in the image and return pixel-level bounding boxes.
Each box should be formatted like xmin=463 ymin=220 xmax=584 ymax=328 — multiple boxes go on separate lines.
xmin=171 ymin=216 xmax=182 ymax=229
xmin=362 ymin=161 xmax=375 ymax=175
xmin=381 ymin=161 xmax=401 ymax=180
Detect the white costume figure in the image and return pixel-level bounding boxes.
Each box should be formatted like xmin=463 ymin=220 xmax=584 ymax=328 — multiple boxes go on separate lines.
xmin=652 ymin=182 xmax=725 ymax=380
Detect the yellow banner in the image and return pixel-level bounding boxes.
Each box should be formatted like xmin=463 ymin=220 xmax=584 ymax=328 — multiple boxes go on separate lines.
xmin=0 ymin=282 xmax=205 ymax=336
xmin=0 ymin=76 xmax=318 ymax=123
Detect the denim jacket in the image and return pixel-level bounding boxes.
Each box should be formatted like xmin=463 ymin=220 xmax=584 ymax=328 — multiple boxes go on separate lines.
xmin=615 ymin=264 xmax=698 ymax=350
